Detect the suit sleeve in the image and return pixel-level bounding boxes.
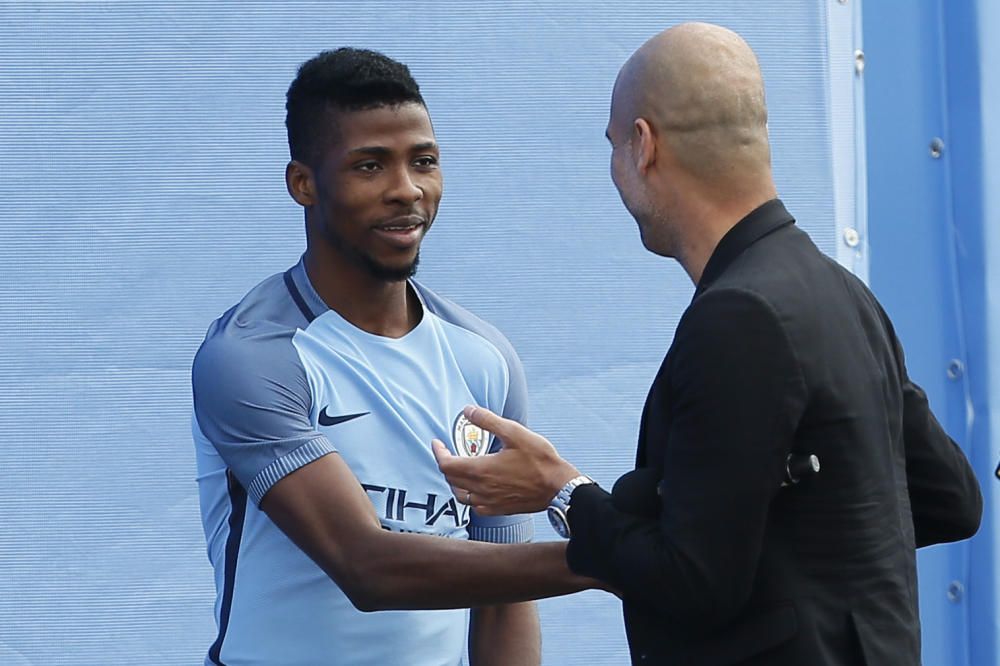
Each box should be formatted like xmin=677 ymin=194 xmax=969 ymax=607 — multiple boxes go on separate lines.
xmin=878 ymin=309 xmax=983 ymax=546
xmin=566 ymin=289 xmax=807 ymax=629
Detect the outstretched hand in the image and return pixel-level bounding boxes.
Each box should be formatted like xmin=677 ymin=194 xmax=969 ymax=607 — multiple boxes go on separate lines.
xmin=432 ymin=405 xmax=580 ymax=516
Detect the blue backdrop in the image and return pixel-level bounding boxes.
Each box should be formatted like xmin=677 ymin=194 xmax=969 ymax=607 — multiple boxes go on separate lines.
xmin=0 ymin=1 xmax=991 ymax=664
xmin=863 ymin=1 xmax=997 ymax=664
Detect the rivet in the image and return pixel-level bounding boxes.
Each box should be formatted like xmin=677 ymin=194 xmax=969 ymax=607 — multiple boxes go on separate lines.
xmin=946 ymin=359 xmax=964 ymax=380
xmin=843 ymin=227 xmax=860 ymax=248
xmin=930 ymin=137 xmax=945 ymax=158
xmin=947 ymin=580 xmax=964 ymax=603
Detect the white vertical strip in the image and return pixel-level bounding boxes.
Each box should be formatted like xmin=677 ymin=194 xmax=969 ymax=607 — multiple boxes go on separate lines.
xmin=827 ymin=0 xmax=869 ymax=282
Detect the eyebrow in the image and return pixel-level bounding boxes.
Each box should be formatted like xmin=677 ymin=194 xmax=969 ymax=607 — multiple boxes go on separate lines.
xmin=347 ymin=141 xmax=439 ymax=156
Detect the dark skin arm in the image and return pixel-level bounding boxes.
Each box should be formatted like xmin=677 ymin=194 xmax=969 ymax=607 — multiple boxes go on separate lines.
xmin=260 ymin=451 xmax=597 ymax=612
xmin=470 ymin=604 xmax=541 ymax=666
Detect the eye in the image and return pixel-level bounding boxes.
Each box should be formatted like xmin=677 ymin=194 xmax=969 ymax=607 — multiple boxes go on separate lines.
xmin=413 ymin=155 xmax=439 ymax=169
xmin=355 ymin=161 xmax=381 ymax=173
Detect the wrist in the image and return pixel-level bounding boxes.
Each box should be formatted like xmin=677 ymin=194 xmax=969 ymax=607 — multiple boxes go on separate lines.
xmin=547 ymin=462 xmax=581 ymax=501
xmin=546 ymin=473 xmax=597 ymax=539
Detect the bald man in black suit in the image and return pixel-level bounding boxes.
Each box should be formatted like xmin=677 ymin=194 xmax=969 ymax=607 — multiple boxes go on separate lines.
xmin=435 ymin=22 xmax=982 ymax=666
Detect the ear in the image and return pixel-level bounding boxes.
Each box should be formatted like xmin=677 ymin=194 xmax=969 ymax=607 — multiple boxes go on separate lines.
xmin=632 ymin=117 xmax=656 ymax=174
xmin=286 ymin=160 xmax=317 ymax=207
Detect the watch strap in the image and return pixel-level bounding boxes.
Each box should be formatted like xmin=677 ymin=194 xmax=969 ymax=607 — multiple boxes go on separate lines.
xmin=547 ymin=475 xmax=596 ymax=538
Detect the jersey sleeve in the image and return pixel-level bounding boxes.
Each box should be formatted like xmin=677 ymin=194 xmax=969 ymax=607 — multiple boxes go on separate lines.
xmin=468 ymin=341 xmax=535 ymax=544
xmin=192 ymin=330 xmax=337 ymax=506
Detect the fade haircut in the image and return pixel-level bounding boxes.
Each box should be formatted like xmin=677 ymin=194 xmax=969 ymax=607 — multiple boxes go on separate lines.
xmin=285 ymin=48 xmax=425 ymax=167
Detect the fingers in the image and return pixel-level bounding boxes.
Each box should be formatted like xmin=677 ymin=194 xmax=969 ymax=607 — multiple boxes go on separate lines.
xmin=433 ymin=433 xmax=509 ymax=515
xmin=435 ymin=439 xmax=487 ymax=506
xmin=434 ymin=438 xmax=496 ymax=492
xmin=442 ymin=481 xmax=501 ymax=516
xmin=431 ymin=439 xmax=452 ymax=464
xmin=471 ymin=504 xmax=500 ymax=516
xmin=450 ymin=484 xmax=472 ymax=505
xmin=433 ymin=440 xmax=478 ymax=485
xmin=463 ymin=405 xmax=524 ymax=444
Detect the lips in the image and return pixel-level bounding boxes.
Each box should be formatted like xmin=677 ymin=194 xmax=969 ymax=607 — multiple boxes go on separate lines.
xmin=375 ymin=214 xmax=426 ymax=230
xmin=372 ymin=215 xmax=427 ymax=249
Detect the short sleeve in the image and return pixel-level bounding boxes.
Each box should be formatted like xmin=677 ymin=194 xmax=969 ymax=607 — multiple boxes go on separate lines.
xmin=192 ymin=330 xmax=337 ymax=506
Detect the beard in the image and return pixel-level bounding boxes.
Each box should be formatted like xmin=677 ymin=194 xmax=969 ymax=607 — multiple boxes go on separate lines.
xmin=624 ymin=189 xmax=677 ymax=259
xmin=320 ymin=218 xmax=420 ymax=282
xmin=360 ymin=250 xmax=420 ymax=282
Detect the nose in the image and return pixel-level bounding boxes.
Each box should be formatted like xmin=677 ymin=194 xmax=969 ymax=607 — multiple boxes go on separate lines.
xmin=385 ymin=167 xmax=423 ymax=205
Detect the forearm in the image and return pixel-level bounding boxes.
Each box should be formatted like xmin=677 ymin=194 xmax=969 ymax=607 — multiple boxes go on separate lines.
xmin=344 ymin=534 xmax=593 ymax=611
xmin=470 ymin=602 xmax=541 ymax=666
xmin=566 ymin=483 xmax=760 ymax=630
xmin=903 ymin=381 xmax=983 ymax=545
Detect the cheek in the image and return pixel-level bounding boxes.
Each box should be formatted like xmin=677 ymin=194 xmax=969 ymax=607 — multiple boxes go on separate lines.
xmin=320 ymin=175 xmax=362 ymax=210
xmin=610 ymin=155 xmax=632 ymax=199
xmin=609 ymin=155 xmax=622 ymax=189
xmin=421 ymin=174 xmax=444 ymax=205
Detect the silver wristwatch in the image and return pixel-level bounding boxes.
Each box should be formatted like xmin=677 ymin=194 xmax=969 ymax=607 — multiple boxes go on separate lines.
xmin=547 ymin=475 xmax=596 ymax=538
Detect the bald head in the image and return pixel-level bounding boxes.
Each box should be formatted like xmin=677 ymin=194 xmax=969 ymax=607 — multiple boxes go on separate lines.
xmin=613 ymin=23 xmax=772 ymax=187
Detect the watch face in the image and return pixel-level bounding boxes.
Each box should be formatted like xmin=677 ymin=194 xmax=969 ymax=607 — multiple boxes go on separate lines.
xmin=547 ymin=507 xmax=570 ymax=539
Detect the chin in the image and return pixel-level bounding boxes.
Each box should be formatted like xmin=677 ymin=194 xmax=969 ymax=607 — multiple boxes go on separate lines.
xmin=638 ymin=233 xmax=675 ymax=259
xmin=365 ymin=254 xmax=420 ymax=282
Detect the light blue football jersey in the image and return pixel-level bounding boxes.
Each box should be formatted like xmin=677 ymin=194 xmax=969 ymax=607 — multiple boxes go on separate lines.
xmin=192 ymin=258 xmax=532 ymax=666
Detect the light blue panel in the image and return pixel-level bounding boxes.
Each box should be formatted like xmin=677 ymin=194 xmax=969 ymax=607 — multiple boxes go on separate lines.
xmin=863 ymin=0 xmax=995 ymax=664
xmin=0 ymin=2 xmax=844 ymax=663
xmin=942 ymin=3 xmax=999 ymax=665
xmin=974 ymin=0 xmax=1000 ymax=662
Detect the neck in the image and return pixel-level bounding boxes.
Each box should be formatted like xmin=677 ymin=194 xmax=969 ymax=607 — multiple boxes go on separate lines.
xmin=303 ymin=245 xmax=420 ymax=338
xmin=673 ymin=186 xmax=777 ymax=285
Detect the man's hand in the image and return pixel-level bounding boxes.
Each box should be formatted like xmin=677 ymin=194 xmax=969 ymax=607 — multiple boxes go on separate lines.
xmin=432 ymin=405 xmax=580 ymax=515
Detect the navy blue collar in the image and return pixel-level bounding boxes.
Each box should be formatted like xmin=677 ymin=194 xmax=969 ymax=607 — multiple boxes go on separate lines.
xmin=695 ymin=198 xmax=795 ymax=296
xmin=283 ymin=256 xmax=330 ymax=322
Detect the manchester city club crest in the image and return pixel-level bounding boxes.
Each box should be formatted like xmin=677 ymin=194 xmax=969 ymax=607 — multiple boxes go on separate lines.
xmin=452 ymin=412 xmax=492 ymax=457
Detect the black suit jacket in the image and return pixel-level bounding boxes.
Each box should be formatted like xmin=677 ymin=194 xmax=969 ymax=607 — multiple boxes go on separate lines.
xmin=566 ymin=200 xmax=982 ymax=665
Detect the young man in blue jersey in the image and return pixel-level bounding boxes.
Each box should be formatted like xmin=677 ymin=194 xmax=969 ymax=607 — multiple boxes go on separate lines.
xmin=191 ymin=48 xmax=598 ymax=666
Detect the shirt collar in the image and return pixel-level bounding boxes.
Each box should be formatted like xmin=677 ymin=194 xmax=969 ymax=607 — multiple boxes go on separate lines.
xmin=694 ymin=198 xmax=795 ymax=296
xmin=288 ymin=255 xmax=429 ymax=337
xmin=289 ymin=255 xmax=330 ymax=319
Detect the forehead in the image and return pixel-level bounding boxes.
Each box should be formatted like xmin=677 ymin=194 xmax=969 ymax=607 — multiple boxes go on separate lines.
xmin=606 ymin=73 xmax=628 ymax=135
xmin=326 ymin=102 xmax=436 ymax=153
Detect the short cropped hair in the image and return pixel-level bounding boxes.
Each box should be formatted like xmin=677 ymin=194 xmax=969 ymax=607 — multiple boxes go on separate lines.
xmin=285 ymin=48 xmax=425 ymax=166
